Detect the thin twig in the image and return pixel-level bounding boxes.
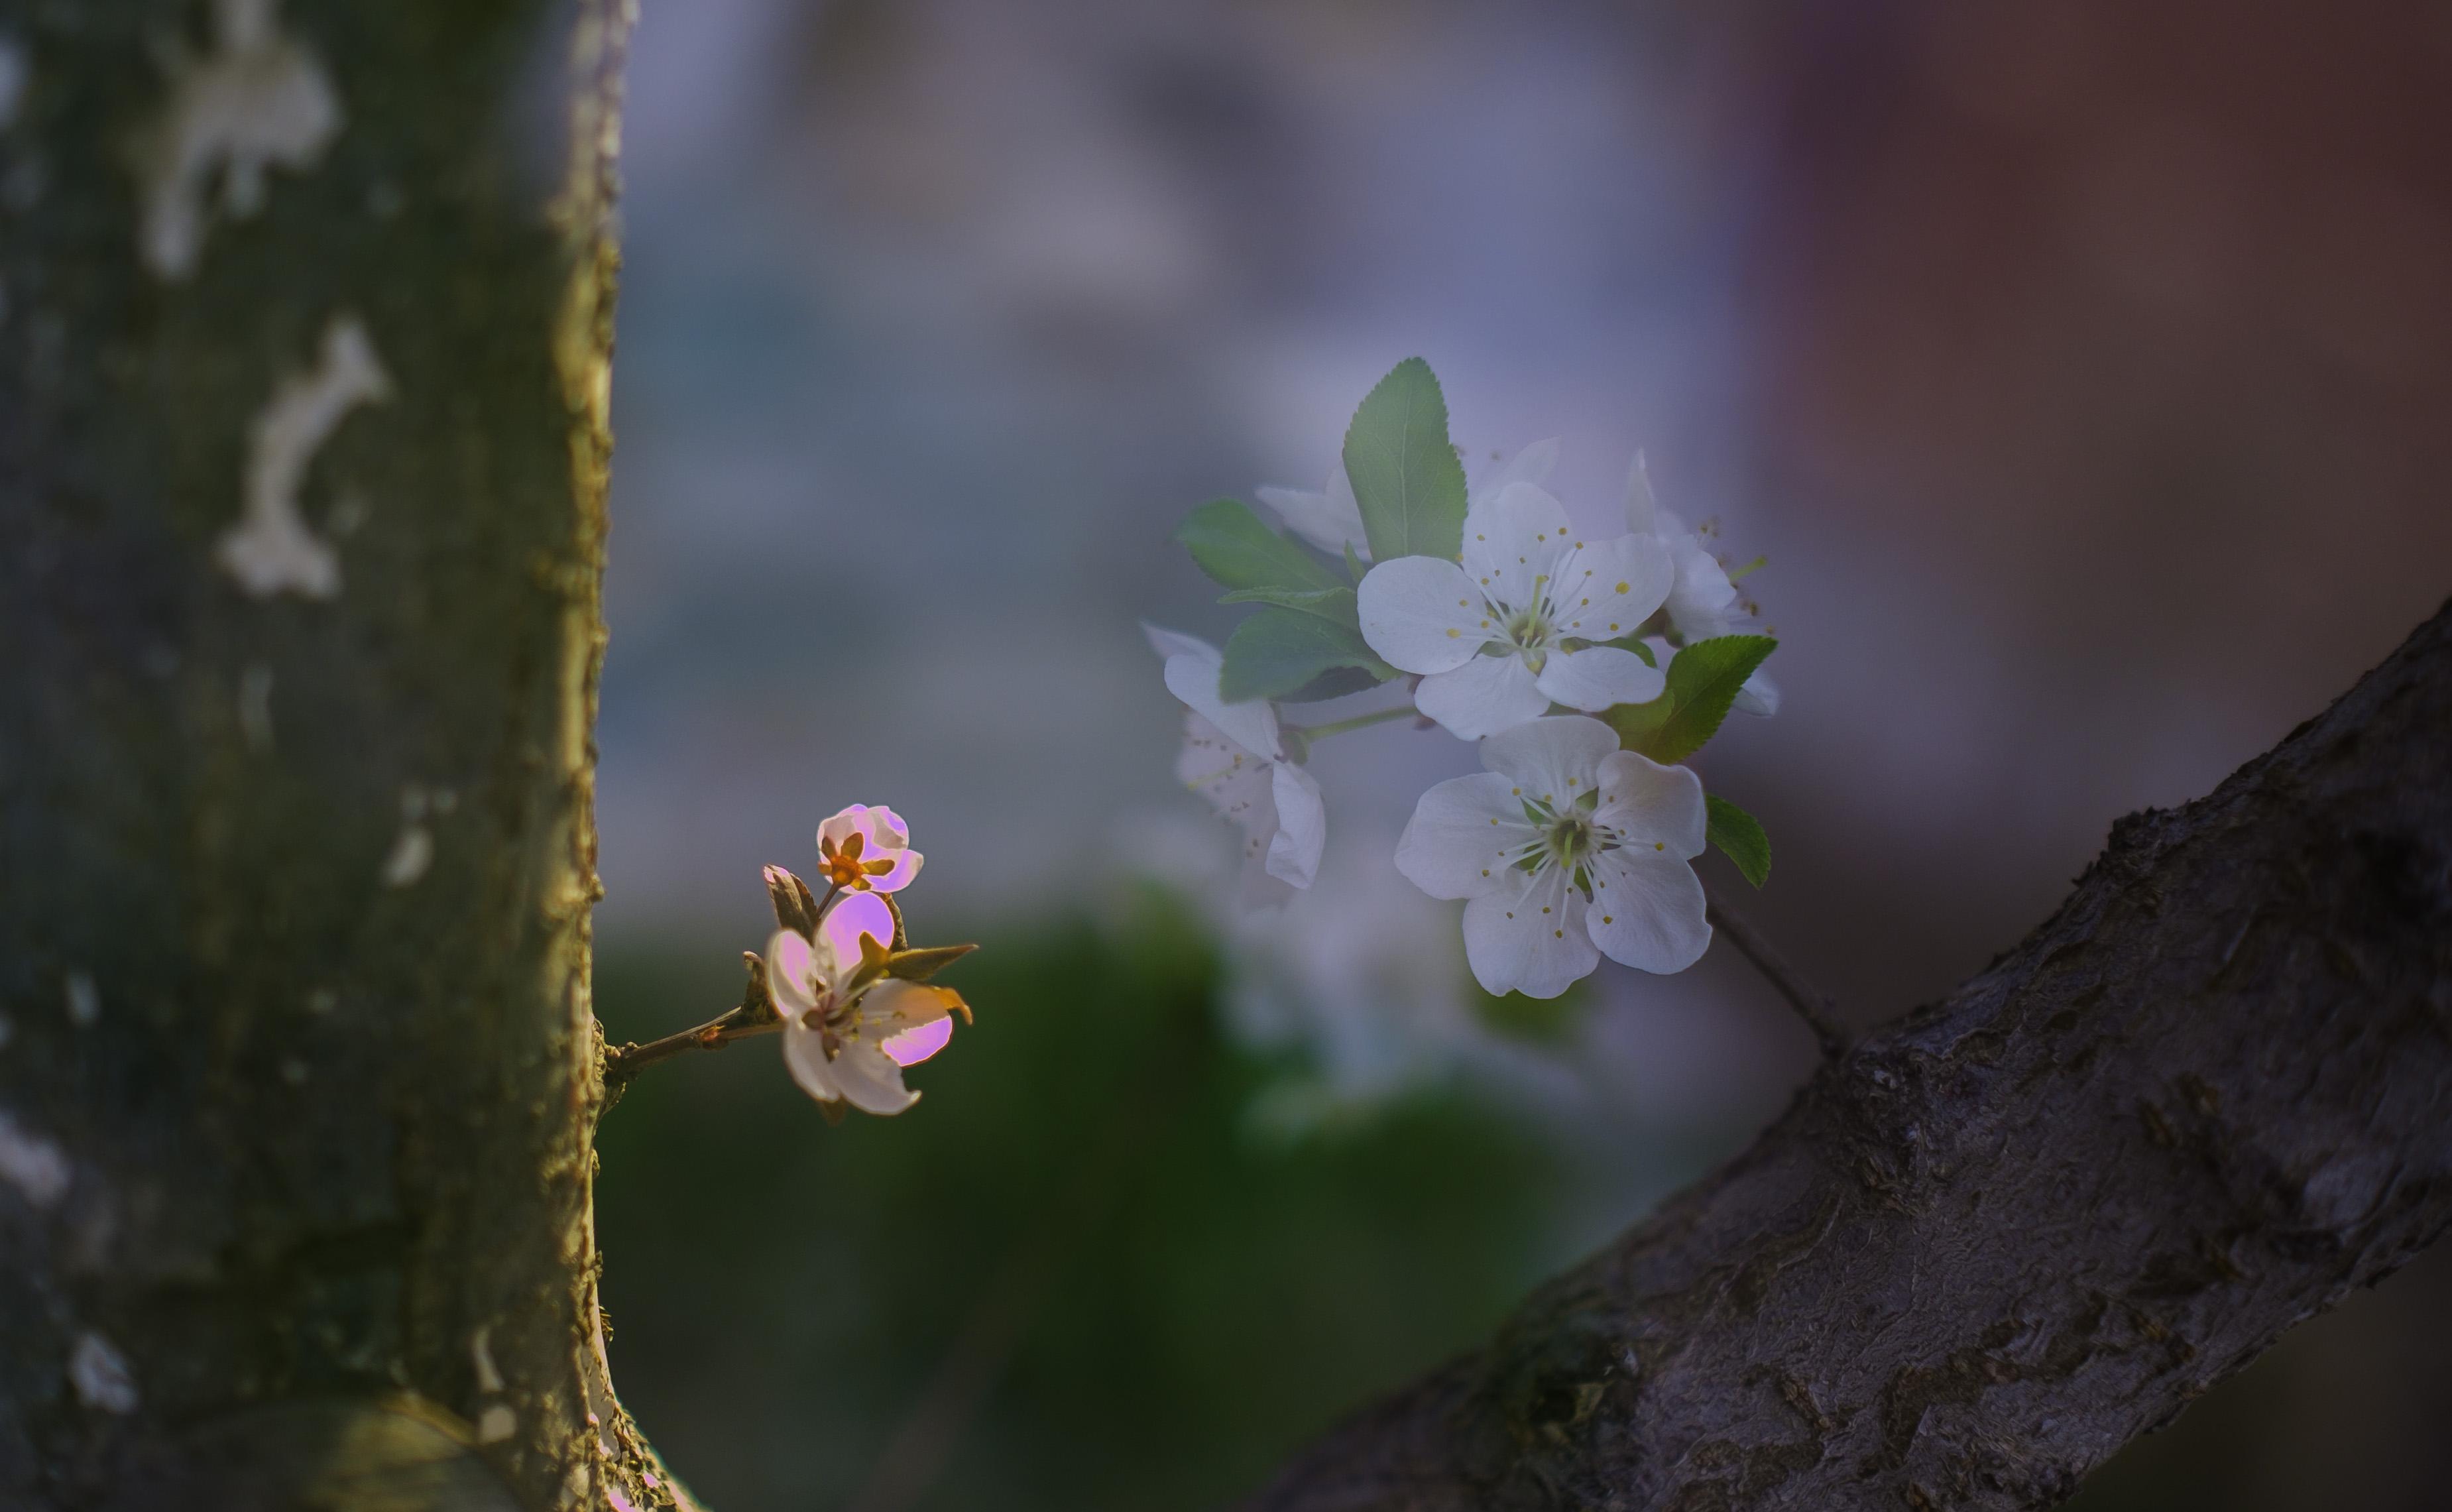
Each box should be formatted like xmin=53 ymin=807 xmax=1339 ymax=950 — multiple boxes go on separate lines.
xmin=1704 ymin=881 xmax=1851 ymax=1059
xmin=601 ymin=952 xmax=780 ymax=1096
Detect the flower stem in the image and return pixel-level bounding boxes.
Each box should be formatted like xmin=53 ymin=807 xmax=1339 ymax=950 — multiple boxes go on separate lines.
xmin=599 ymin=951 xmax=782 ymax=1101
xmin=1702 ymin=881 xmax=1850 ymax=1059
xmin=1291 ymin=703 xmax=1417 ymax=742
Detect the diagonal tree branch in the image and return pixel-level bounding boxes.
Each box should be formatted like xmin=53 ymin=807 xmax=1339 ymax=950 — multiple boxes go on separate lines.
xmin=1248 ymin=599 xmax=2452 ymax=1512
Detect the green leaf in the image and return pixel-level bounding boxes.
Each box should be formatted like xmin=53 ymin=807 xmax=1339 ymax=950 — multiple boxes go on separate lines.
xmin=1342 ymin=358 xmax=1468 ymax=563
xmin=886 ymin=943 xmax=978 ymax=982
xmin=1219 ymin=585 xmax=1361 ymax=632
xmin=1704 ymin=794 xmax=1772 ymax=888
xmin=1344 ymin=541 xmax=1368 ymax=584
xmin=1604 ymin=635 xmax=1777 ymax=764
xmin=1176 ymin=499 xmax=1342 ymax=594
xmin=1220 ymin=607 xmax=1399 ymax=703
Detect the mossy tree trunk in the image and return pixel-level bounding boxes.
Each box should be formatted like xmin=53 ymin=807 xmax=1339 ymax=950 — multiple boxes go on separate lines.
xmin=0 ymin=2 xmax=671 ymax=1506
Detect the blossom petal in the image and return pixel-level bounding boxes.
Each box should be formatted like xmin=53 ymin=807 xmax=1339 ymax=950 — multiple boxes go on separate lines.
xmin=828 ymin=1039 xmax=920 ymax=1115
xmin=1266 ymin=762 xmax=1326 ymax=888
xmin=1623 ymin=452 xmax=1661 ymax=535
xmin=1734 ymin=670 xmax=1781 ymax=718
xmin=1143 ymin=622 xmax=1216 ymax=664
xmin=864 ymin=846 xmax=924 ymax=892
xmin=819 ymin=891 xmax=896 ymax=986
xmin=1414 ymin=654 xmax=1548 ymax=740
xmin=1462 ymin=866 xmax=1597 ymax=999
xmin=1472 ymin=437 xmax=1560 ymax=505
xmin=1662 ymin=536 xmax=1738 ymax=642
xmin=1586 ymin=848 xmax=1711 ymax=974
xmin=880 ymin=1016 xmax=954 ymax=1067
xmin=1356 ymin=555 xmax=1489 ymax=674
xmin=1478 ymin=715 xmax=1620 ymax=807
xmin=1535 ymin=644 xmax=1664 ymax=713
xmin=1257 ymin=465 xmax=1368 ymax=556
xmin=1163 ymin=646 xmax=1281 ymax=759
xmin=781 ymin=1020 xmax=843 ymax=1103
xmin=1547 ymin=533 xmax=1674 ymax=644
xmin=816 ymin=803 xmax=872 ymax=851
xmin=765 ymin=929 xmax=821 ymax=1019
xmin=1395 ymin=772 xmax=1533 ymax=900
xmin=1462 ymin=482 xmax=1576 ymax=612
xmin=1594 ymin=750 xmax=1706 ymax=856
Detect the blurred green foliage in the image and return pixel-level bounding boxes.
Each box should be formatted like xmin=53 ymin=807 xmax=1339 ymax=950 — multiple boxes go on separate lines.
xmin=593 ymin=890 xmax=1576 ymax=1511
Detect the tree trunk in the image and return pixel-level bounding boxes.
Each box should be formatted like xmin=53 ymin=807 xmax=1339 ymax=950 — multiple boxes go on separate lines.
xmin=1246 ymin=601 xmax=2452 ymax=1511
xmin=0 ymin=2 xmax=673 ymax=1506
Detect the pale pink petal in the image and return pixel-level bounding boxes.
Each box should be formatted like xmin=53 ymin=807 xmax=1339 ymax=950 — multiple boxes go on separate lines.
xmin=781 ymin=1020 xmax=843 ymax=1103
xmin=817 ymin=891 xmax=895 ymax=988
xmin=764 ymin=929 xmax=821 ymax=1019
xmin=880 ymin=1016 xmax=955 ymax=1067
xmin=816 ymin=804 xmax=869 ymax=850
xmin=828 ymin=1039 xmax=919 ymax=1115
xmin=1143 ymin=622 xmax=1216 ymax=664
xmin=863 ymin=846 xmax=924 ymax=893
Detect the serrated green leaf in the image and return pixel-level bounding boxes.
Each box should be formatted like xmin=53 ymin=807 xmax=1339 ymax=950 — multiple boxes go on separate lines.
xmin=1219 ymin=585 xmax=1362 ymax=632
xmin=1604 ymin=635 xmax=1777 ymax=764
xmin=1704 ymin=794 xmax=1772 ymax=888
xmin=1220 ymin=607 xmax=1400 ymax=703
xmin=1176 ymin=499 xmax=1342 ymax=594
xmin=1342 ymin=358 xmax=1468 ymax=563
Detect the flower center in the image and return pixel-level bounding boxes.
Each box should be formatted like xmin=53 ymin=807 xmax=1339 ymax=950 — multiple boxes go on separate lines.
xmin=819 ymin=830 xmax=896 ymax=890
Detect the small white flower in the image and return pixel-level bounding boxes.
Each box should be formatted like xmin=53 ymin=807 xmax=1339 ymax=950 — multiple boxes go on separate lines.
xmin=1258 ymin=439 xmax=1560 ymax=563
xmin=1356 ymin=482 xmax=1672 ymax=740
xmin=1395 ymin=715 xmax=1711 ymax=999
xmin=813 ymin=803 xmax=923 ymax=894
xmin=1625 ymin=454 xmax=1779 ymax=717
xmin=1147 ymin=625 xmax=1326 ymax=896
xmin=766 ymin=892 xmax=963 ymax=1116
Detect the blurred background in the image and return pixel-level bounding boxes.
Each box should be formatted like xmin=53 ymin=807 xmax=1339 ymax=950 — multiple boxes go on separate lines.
xmin=581 ymin=1 xmax=2452 ymax=1507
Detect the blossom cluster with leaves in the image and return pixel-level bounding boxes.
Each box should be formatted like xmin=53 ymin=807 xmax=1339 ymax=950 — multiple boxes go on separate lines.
xmin=1149 ymin=359 xmax=1779 ymax=1000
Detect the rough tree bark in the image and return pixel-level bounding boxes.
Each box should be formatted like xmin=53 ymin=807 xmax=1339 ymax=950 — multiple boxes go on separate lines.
xmin=4 ymin=8 xmax=2447 ymax=1512
xmin=0 ymin=3 xmax=681 ymax=1507
xmin=1249 ymin=601 xmax=2452 ymax=1512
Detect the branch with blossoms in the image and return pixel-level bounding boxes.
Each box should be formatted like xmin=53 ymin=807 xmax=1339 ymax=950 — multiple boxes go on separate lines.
xmin=600 ymin=804 xmax=979 ymax=1118
xmin=1148 ymin=358 xmax=1826 ymax=1041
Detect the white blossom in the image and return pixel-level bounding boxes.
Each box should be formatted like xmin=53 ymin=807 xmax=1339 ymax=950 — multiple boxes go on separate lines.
xmin=1624 ymin=453 xmax=1779 ymax=717
xmin=1356 ymin=483 xmax=1672 ymax=740
xmin=813 ymin=803 xmax=923 ymax=894
xmin=1146 ymin=625 xmax=1325 ymax=896
xmin=766 ymin=892 xmax=962 ymax=1116
xmin=1395 ymin=715 xmax=1710 ymax=998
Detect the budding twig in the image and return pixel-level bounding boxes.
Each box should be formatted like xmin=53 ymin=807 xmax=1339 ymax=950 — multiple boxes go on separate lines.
xmin=1702 ymin=880 xmax=1851 ymax=1059
xmin=600 ymin=951 xmax=783 ymax=1100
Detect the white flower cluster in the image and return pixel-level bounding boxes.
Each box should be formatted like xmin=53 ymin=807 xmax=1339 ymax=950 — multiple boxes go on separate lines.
xmin=1150 ymin=363 xmax=1779 ymax=1003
